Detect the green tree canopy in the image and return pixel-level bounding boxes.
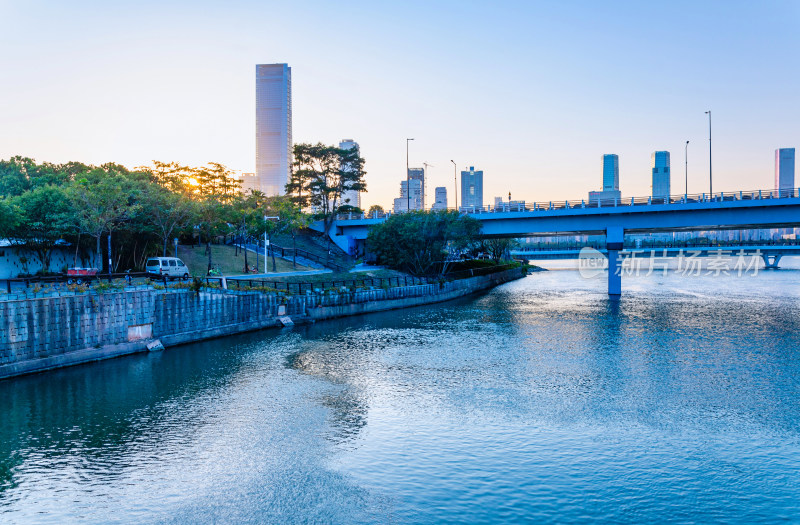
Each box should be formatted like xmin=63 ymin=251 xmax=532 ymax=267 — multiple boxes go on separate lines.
xmin=367 ymin=210 xmax=481 ymax=275
xmin=11 ymin=185 xmax=73 ymax=269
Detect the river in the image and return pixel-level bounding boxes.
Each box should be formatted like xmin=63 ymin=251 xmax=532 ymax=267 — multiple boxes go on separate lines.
xmin=1 ymin=267 xmax=799 ymax=523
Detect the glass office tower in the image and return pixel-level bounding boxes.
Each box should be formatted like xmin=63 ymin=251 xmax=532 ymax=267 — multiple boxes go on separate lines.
xmin=651 ymin=151 xmax=671 ymax=198
xmin=775 ymin=148 xmax=796 ymax=196
xmin=255 ymin=63 xmax=292 ymax=195
xmin=460 ymin=166 xmax=484 ymax=209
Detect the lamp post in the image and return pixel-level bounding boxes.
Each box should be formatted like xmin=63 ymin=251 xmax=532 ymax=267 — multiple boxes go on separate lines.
xmin=450 ymin=159 xmax=457 ymax=210
xmin=406 ymin=138 xmax=414 ymax=211
xmin=705 ymin=110 xmax=712 ymax=195
xmin=263 ymin=215 xmax=279 ymax=273
xmin=684 ymin=140 xmax=689 ymax=197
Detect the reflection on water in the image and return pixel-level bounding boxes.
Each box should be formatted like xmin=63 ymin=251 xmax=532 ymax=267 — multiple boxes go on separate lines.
xmin=1 ymin=270 xmax=800 ymax=523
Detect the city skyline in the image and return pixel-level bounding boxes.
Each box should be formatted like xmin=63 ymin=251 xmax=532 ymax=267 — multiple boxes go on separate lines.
xmin=1 ymin=1 xmax=799 ymax=209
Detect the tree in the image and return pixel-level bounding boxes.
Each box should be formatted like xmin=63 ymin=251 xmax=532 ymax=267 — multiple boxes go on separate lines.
xmin=366 ymin=210 xmax=481 ymax=275
xmin=140 ymin=161 xmax=191 ymax=194
xmin=367 ymin=204 xmax=385 ymax=218
xmin=0 ymin=199 xmax=19 ymax=240
xmin=482 ymin=238 xmax=519 ymax=262
xmin=11 ymin=185 xmax=72 ymax=272
xmin=289 ymin=143 xmax=366 ymax=261
xmin=273 ymin=197 xmax=312 ymax=268
xmin=141 ymin=183 xmax=196 ymax=257
xmin=66 ymin=176 xmax=140 ymax=271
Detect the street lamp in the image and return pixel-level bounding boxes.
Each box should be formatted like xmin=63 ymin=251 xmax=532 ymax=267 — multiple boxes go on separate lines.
xmin=450 ymin=159 xmax=457 ymax=210
xmin=684 ymin=140 xmax=689 ymax=197
xmin=705 ymin=110 xmax=712 ymax=196
xmin=406 ymin=138 xmax=414 ymax=211
xmin=264 ymin=215 xmax=279 ymax=273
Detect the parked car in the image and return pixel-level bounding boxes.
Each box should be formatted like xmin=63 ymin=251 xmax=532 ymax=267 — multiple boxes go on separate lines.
xmin=146 ymin=257 xmax=190 ymax=280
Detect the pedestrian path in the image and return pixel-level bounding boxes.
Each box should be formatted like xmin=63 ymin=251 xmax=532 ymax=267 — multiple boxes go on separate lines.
xmin=227 ymin=269 xmax=332 ymax=279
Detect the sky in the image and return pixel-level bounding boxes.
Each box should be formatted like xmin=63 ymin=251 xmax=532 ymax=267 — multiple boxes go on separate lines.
xmin=1 ymin=0 xmax=799 ymax=209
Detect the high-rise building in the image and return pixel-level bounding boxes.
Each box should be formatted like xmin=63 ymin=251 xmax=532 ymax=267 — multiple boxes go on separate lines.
xmin=775 ymin=148 xmax=795 ymax=196
xmin=394 ymin=179 xmax=423 ymax=213
xmin=339 ymin=139 xmax=361 ymax=209
xmin=460 ymin=166 xmax=483 ymax=210
xmin=432 ymin=187 xmax=448 ymax=210
xmin=651 ymin=151 xmax=671 ymax=198
xmin=408 ymin=168 xmax=425 ymax=209
xmin=255 ymin=63 xmax=292 ymax=195
xmin=602 ymin=154 xmax=619 ymax=191
xmin=589 ymin=154 xmax=622 ymax=203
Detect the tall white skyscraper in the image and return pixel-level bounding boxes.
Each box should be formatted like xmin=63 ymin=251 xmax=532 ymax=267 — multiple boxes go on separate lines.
xmin=255 ymin=63 xmax=292 ymax=195
xmin=339 ymin=139 xmax=361 ymax=209
xmin=651 ymin=151 xmax=671 ymax=198
xmin=775 ymin=148 xmax=795 ymax=195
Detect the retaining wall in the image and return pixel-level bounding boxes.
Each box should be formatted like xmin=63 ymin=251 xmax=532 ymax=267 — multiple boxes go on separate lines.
xmin=0 ymin=267 xmax=525 ymax=379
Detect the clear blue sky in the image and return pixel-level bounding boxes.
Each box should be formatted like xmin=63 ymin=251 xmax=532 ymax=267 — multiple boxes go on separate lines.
xmin=1 ymin=0 xmax=798 ymax=208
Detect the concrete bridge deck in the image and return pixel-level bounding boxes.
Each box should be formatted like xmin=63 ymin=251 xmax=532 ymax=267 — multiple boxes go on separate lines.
xmin=327 ymin=188 xmax=800 ymax=296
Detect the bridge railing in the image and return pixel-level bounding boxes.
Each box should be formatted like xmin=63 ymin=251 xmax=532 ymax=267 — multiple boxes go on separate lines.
xmin=337 ymin=187 xmax=800 ymax=221
xmin=514 ymin=238 xmax=800 ymax=253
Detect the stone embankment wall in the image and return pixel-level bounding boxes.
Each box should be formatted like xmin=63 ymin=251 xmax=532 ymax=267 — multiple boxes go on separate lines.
xmin=0 ymin=267 xmax=525 ymax=379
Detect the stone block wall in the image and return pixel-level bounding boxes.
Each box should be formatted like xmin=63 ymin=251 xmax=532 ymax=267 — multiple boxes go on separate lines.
xmin=0 ymin=267 xmax=525 ymax=379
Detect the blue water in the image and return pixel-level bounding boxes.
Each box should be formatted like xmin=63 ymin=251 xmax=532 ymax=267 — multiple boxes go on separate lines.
xmin=1 ymin=269 xmax=799 ymax=523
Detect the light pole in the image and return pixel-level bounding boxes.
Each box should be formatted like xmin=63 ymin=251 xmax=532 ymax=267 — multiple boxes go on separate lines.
xmin=406 ymin=138 xmax=414 ymax=211
xmin=684 ymin=140 xmax=689 ymax=197
xmin=450 ymin=159 xmax=457 ymax=210
xmin=705 ymin=110 xmax=712 ymax=195
xmin=263 ymin=215 xmax=279 ymax=273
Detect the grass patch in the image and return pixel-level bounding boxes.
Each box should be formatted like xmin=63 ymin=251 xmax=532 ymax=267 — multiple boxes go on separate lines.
xmin=176 ymin=244 xmax=314 ymax=276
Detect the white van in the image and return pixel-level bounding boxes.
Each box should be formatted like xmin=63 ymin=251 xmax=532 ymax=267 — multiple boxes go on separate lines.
xmin=146 ymin=257 xmax=190 ymax=279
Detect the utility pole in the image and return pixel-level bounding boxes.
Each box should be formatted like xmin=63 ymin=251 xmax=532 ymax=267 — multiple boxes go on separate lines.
xmin=705 ymin=110 xmax=712 ymax=195
xmin=406 ymin=138 xmax=414 ymax=212
xmin=422 ymin=162 xmax=434 ymax=210
xmin=685 ymin=140 xmax=689 ymax=197
xmin=450 ymin=159 xmax=457 ymax=210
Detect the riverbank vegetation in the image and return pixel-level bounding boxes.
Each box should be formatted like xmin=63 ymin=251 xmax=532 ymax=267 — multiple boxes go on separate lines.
xmin=366 ymin=211 xmax=521 ymax=275
xmin=0 ymin=142 xmax=366 ymax=276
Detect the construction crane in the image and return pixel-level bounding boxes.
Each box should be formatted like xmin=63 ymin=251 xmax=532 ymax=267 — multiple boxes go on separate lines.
xmin=423 ymin=162 xmax=434 ymax=210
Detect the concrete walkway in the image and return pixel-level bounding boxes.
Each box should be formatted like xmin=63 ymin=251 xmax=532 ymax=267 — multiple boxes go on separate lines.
xmin=227 ymin=269 xmax=332 ymax=279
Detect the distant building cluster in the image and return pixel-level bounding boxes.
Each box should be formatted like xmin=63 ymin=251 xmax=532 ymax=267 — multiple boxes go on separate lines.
xmin=583 ymin=146 xmax=796 ymax=204
xmin=250 ymin=62 xmax=797 ymax=215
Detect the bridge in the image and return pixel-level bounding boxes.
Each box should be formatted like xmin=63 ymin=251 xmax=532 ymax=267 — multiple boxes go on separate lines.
xmin=512 ymin=245 xmax=797 ymax=273
xmin=325 ymin=188 xmax=800 ymax=297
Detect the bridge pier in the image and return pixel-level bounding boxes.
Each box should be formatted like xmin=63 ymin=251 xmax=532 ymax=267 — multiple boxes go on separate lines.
xmin=762 ymin=254 xmax=782 ymax=269
xmin=606 ymin=226 xmax=624 ymax=297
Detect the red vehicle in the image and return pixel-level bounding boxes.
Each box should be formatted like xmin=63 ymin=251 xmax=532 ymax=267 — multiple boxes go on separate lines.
xmin=66 ymin=267 xmax=99 ymax=284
